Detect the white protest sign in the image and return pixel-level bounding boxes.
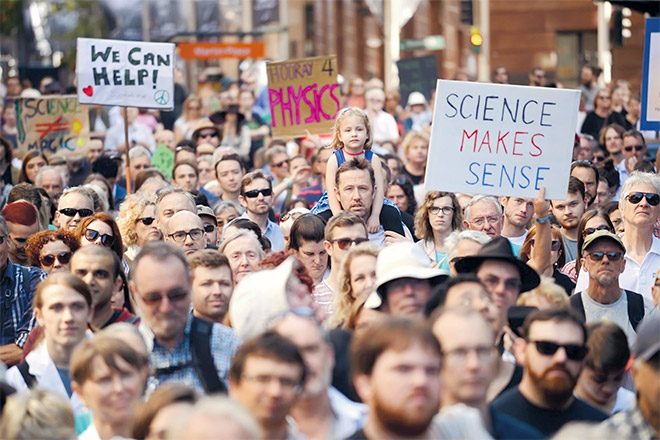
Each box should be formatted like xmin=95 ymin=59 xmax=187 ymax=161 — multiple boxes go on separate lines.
xmin=425 ymin=80 xmax=580 ymax=200
xmin=76 ymin=38 xmax=175 ymax=109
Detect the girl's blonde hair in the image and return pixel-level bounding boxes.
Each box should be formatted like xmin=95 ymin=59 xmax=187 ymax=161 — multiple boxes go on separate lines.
xmin=327 ymin=242 xmax=380 ymax=329
xmin=329 ymin=107 xmax=373 ymax=151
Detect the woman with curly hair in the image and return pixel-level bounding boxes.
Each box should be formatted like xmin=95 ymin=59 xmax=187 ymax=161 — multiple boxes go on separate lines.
xmin=414 ymin=191 xmax=463 ymax=271
xmin=327 ymin=242 xmax=380 ymax=329
xmin=116 ymin=192 xmax=161 ymax=261
xmin=74 ymin=212 xmax=124 ymax=263
xmin=26 ymin=229 xmax=80 ymax=274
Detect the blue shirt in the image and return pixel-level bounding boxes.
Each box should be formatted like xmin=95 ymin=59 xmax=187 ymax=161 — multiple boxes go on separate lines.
xmin=140 ymin=314 xmax=241 ymax=395
xmin=0 ymin=261 xmax=47 ymax=347
xmin=239 ymin=212 xmax=285 ymax=251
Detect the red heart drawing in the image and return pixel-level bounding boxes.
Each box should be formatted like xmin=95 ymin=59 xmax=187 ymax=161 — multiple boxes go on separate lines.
xmin=83 ymin=86 xmax=93 ymax=97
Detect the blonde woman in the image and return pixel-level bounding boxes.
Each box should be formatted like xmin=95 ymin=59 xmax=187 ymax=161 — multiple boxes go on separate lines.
xmin=400 ymin=130 xmax=429 ymax=185
xmin=116 ymin=193 xmax=161 ymax=261
xmin=415 ymin=191 xmax=463 ymax=271
xmin=328 ymin=242 xmax=380 ymax=329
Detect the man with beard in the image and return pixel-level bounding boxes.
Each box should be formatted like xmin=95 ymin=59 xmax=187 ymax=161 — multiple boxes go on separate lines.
xmin=189 ymin=250 xmax=233 ymax=325
xmin=550 ymin=177 xmax=586 ymax=262
xmin=274 ymin=311 xmax=367 ymax=439
xmin=492 ymin=308 xmax=607 ymax=436
xmin=570 ymin=161 xmax=599 ymax=208
xmin=500 ymin=196 xmax=534 ymax=247
xmin=2 ymin=201 xmax=40 ymax=266
xmin=348 ymin=317 xmax=442 ymax=439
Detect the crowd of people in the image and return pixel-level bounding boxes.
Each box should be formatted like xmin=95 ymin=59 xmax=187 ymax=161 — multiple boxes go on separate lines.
xmin=0 ymin=64 xmax=658 ymax=440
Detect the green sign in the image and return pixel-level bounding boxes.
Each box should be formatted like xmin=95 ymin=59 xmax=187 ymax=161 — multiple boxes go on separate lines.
xmin=400 ymin=35 xmax=446 ymax=51
xmin=151 ymin=144 xmax=175 ymax=179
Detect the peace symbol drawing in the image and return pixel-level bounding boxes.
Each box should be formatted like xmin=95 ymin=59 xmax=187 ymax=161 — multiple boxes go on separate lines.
xmin=154 ymin=90 xmax=170 ymax=105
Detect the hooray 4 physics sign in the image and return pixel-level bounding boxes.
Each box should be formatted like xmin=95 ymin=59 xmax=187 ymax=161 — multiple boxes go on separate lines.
xmin=76 ymin=38 xmax=175 ymax=109
xmin=426 ymin=81 xmax=580 ymax=200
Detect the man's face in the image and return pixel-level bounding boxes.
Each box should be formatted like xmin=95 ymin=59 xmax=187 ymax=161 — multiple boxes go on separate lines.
xmin=155 ymin=130 xmax=175 ymax=151
xmin=334 ymin=169 xmax=375 ymax=221
xmin=623 ymin=135 xmax=646 ymax=162
xmin=383 ymin=277 xmax=433 ymax=317
xmin=580 ymin=66 xmax=593 ymax=86
xmin=70 ymin=252 xmax=119 ymax=313
xmin=239 ymin=178 xmax=272 ymax=216
xmin=38 ymin=170 xmax=64 ymax=199
xmin=476 ymin=260 xmax=521 ymax=324
xmin=173 ymin=164 xmax=198 ymax=193
xmin=269 ymin=153 xmax=290 ymax=181
xmin=620 ymin=182 xmax=660 ymax=229
xmin=433 ymin=313 xmax=496 ymax=406
xmin=224 ymin=236 xmax=262 ymax=283
xmin=200 ymin=216 xmax=218 ymax=247
xmin=56 ymin=192 xmax=94 ymax=231
xmin=631 ymin=355 xmax=660 ymax=425
xmin=551 ymin=192 xmax=585 ymax=231
xmin=191 ymin=264 xmax=233 ymax=323
xmin=501 ymin=197 xmax=533 ymax=229
xmin=406 ymin=139 xmax=428 ymax=165
xmin=571 ymin=167 xmax=597 ymax=206
xmin=314 ymin=149 xmax=333 ymax=179
xmin=165 ymin=212 xmax=205 ymax=256
xmin=196 ymin=129 xmax=220 ymax=147
xmin=6 ymin=78 xmax=22 ymax=96
xmin=355 ymin=342 xmax=441 ymax=437
xmin=577 ymin=138 xmax=594 ymax=161
xmin=444 ymin=282 xmax=498 ymax=330
xmin=230 ymin=356 xmax=302 ymax=427
xmin=465 ymin=200 xmax=503 ymax=237
xmin=518 ymin=320 xmax=586 ymax=408
xmin=324 ymin=224 xmax=368 ymax=267
xmin=130 ymin=155 xmax=151 ymax=181
xmin=156 ymin=193 xmax=194 ymax=233
xmin=449 ymin=239 xmax=483 ymax=276
xmin=530 ymin=69 xmax=546 ymax=86
xmin=295 ymin=240 xmax=328 ymax=282
xmin=276 ymin=315 xmax=334 ymax=397
xmin=130 ymin=255 xmax=191 ymax=346
xmin=594 ymin=180 xmax=612 ymax=208
xmin=87 ymin=139 xmax=104 ymax=164
xmin=494 ymin=68 xmax=508 ymax=84
xmin=215 ymin=159 xmax=244 ymax=195
xmin=7 ymin=221 xmax=39 ymax=264
xmin=35 ymin=285 xmax=91 ymax=349
xmin=581 ymin=240 xmax=626 ymax=288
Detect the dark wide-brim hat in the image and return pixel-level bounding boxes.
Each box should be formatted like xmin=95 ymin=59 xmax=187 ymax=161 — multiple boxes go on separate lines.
xmin=454 ymin=236 xmax=540 ymax=293
xmin=209 ymin=104 xmax=245 ymax=125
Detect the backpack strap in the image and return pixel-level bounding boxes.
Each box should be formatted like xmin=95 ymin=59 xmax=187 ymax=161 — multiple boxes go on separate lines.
xmin=17 ymin=361 xmax=36 ymax=388
xmin=190 ymin=317 xmax=227 ymax=394
xmin=569 ymin=292 xmax=587 ymax=323
xmin=624 ymin=290 xmax=645 ymax=331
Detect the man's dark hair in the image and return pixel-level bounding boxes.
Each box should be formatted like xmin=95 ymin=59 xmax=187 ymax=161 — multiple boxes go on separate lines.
xmin=351 ymin=317 xmax=440 ymax=377
xmin=598 ymin=160 xmax=621 ymax=191
xmin=7 ymin=183 xmax=42 ymax=211
xmin=571 ymin=161 xmax=599 ymax=189
xmin=584 ymin=322 xmax=630 ymax=375
xmin=335 ymin=158 xmax=375 ymax=188
xmin=521 ymin=308 xmax=587 ymax=344
xmin=424 ymin=274 xmax=486 ymax=317
xmin=229 ymin=331 xmax=306 ymax=386
xmin=566 ymin=176 xmax=586 ymax=200
xmin=288 ymin=214 xmax=326 ymax=251
xmin=92 ymin=155 xmax=119 ymax=180
xmin=622 ymin=129 xmax=646 ymax=149
xmin=74 ymin=245 xmax=122 ymax=279
xmin=214 ymin=153 xmax=245 ymax=178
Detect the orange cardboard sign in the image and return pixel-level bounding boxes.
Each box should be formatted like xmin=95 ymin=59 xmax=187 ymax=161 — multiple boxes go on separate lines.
xmin=178 ymin=42 xmax=265 ymax=60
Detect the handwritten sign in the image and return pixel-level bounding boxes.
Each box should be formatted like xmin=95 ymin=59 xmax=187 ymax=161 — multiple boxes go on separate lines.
xmin=14 ymin=96 xmax=89 ymax=157
xmin=76 ymin=38 xmax=175 ymax=109
xmin=267 ymin=55 xmax=340 ymax=138
xmin=425 ymin=80 xmax=580 ymax=200
xmin=640 ymin=18 xmax=660 ymax=131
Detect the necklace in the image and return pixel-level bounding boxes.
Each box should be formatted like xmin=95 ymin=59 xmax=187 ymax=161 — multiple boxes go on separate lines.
xmin=344 ymin=149 xmax=363 ymax=156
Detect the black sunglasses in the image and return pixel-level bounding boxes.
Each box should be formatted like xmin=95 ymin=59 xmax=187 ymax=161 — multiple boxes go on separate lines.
xmin=582 ymin=225 xmax=611 ymax=238
xmin=203 ymin=223 xmax=216 ymax=233
xmin=40 ymin=251 xmax=72 ymax=267
xmin=626 ymin=192 xmax=660 ymax=206
xmin=586 ymin=251 xmax=624 ymax=262
xmin=198 ymin=131 xmax=218 ymax=139
xmin=329 ymin=237 xmax=368 ymax=250
xmin=137 ymin=217 xmax=155 ymax=225
xmin=624 ymin=145 xmax=644 ymax=152
xmin=272 ymin=160 xmax=288 ymax=168
xmin=243 ymin=188 xmax=272 ymax=198
xmin=530 ymin=340 xmax=587 ymax=361
xmin=59 ymin=208 xmax=94 ymax=218
xmin=84 ymin=229 xmax=115 ymax=247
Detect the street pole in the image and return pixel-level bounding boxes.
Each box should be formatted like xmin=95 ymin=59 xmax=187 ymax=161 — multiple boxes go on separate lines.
xmin=384 ymin=0 xmax=400 ymax=91
xmin=477 ymin=0 xmax=490 ymax=82
xmin=597 ymin=1 xmax=612 ymax=85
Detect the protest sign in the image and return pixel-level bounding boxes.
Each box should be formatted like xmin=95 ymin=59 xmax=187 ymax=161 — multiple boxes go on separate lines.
xmin=267 ymin=55 xmax=340 ymax=138
xmin=640 ymin=17 xmax=660 ymax=131
xmin=76 ymin=38 xmax=175 ymax=109
xmin=397 ymin=55 xmax=437 ymax=106
xmin=425 ymin=80 xmax=580 ymax=200
xmin=151 ymin=144 xmax=175 ymax=179
xmin=14 ymin=96 xmax=89 ymax=157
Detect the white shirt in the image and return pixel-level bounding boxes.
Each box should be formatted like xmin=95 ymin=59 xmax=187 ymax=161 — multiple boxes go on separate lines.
xmin=503 ymin=230 xmax=528 ymax=247
xmin=575 ymin=235 xmax=660 ymax=301
xmin=104 ymin=120 xmax=156 ymax=152
xmin=370 ymin=110 xmax=399 ymax=149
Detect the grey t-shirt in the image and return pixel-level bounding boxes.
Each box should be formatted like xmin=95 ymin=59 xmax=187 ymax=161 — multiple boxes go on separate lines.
xmin=562 ymin=235 xmax=578 ymax=262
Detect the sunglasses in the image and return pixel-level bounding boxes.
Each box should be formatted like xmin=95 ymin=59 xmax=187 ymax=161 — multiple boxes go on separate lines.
xmin=626 ymin=192 xmax=660 ymax=206
xmin=530 ymin=340 xmax=587 ymax=361
xmin=530 ymin=239 xmax=562 ymax=251
xmin=39 ymin=251 xmax=72 ymax=267
xmin=137 ymin=217 xmax=155 ymax=225
xmin=84 ymin=229 xmax=115 ymax=247
xmin=586 ymin=251 xmax=623 ymax=262
xmin=582 ymin=225 xmax=611 ymax=238
xmin=272 ymin=160 xmax=288 ymax=168
xmin=139 ymin=289 xmax=188 ymax=306
xmin=242 ymin=188 xmax=272 ymax=198
xmin=593 ymin=155 xmax=605 ymax=162
xmin=624 ymin=145 xmax=644 ymax=152
xmin=328 ymin=237 xmax=368 ymax=250
xmin=203 ymin=223 xmax=216 ymax=233
xmin=59 ymin=208 xmax=94 ymax=218
xmin=198 ymin=131 xmax=218 ymax=139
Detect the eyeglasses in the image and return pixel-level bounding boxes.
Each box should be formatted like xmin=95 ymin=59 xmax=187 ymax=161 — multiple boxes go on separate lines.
xmin=443 ymin=346 xmax=495 ymax=366
xmin=586 ymin=251 xmax=623 ymax=262
xmin=39 ymin=251 xmax=72 ymax=267
xmin=582 ymin=225 xmax=611 ymax=238
xmin=137 ymin=217 xmax=155 ymax=225
xmin=624 ymin=145 xmax=644 ymax=152
xmin=59 ymin=208 xmax=94 ymax=218
xmin=242 ymin=188 xmax=272 ymax=198
xmin=530 ymin=239 xmax=562 ymax=251
xmin=429 ymin=206 xmax=454 ymax=216
xmin=626 ymin=192 xmax=660 ymax=206
xmin=328 ymin=237 xmax=368 ymax=250
xmin=168 ymin=228 xmax=204 ymax=243
xmin=241 ymin=374 xmax=302 ymax=393
xmin=139 ymin=289 xmax=189 ymax=306
xmin=203 ymin=223 xmax=216 ymax=233
xmin=272 ymin=160 xmax=288 ymax=168
xmin=482 ymin=275 xmax=521 ymax=292
xmin=470 ymin=215 xmax=502 ymax=227
xmin=530 ymin=340 xmax=587 ymax=361
xmin=84 ymin=229 xmax=115 ymax=247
